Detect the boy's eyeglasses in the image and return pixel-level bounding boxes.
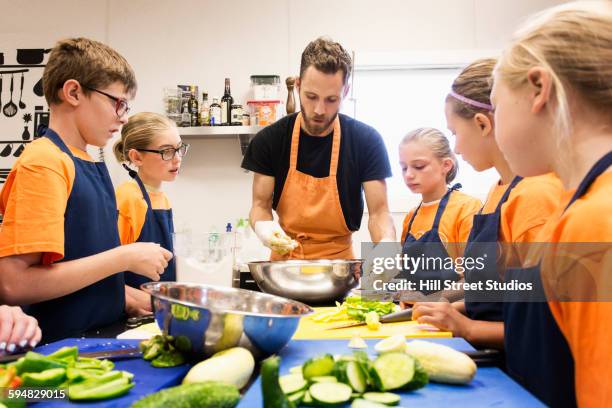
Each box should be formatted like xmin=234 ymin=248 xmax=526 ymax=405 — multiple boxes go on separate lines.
xmin=137 ymin=143 xmax=189 ymax=161
xmin=82 ymin=85 xmax=130 ymax=117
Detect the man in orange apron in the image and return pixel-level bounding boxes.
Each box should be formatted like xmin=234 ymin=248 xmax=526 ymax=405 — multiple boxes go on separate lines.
xmin=242 ymin=37 xmax=395 ymax=260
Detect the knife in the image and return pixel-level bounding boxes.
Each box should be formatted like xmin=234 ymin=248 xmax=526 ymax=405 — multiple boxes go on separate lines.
xmin=0 ymin=346 xmax=142 ymax=364
xmin=326 ymin=308 xmax=414 ymax=330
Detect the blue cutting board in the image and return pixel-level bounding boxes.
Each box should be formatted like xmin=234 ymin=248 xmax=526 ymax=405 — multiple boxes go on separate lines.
xmin=29 ymin=338 xmax=191 ymax=407
xmin=239 ymin=338 xmax=545 ymax=408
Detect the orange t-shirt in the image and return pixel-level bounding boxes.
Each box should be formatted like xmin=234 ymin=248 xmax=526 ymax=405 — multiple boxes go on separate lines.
xmin=481 ymin=173 xmax=564 ymax=244
xmin=401 ymin=190 xmax=481 ymax=246
xmin=537 ymin=171 xmax=612 ymax=408
xmin=0 ymin=137 xmax=94 ymax=264
xmin=115 ymin=180 xmax=171 ymax=245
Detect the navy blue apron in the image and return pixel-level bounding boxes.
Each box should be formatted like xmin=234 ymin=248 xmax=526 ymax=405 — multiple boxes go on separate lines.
xmin=400 ymin=184 xmax=461 ymax=294
xmin=25 ymin=129 xmax=125 ymax=343
xmin=464 ymin=176 xmax=522 ymax=321
xmin=122 ymin=166 xmax=175 ymax=288
xmin=504 ymin=151 xmax=612 ymax=407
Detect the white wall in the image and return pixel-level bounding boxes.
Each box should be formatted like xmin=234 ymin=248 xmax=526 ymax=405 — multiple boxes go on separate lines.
xmin=1 ymin=0 xmax=566 ymax=253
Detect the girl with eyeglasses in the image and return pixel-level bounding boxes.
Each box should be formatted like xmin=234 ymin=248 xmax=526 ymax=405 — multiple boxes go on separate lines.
xmin=113 ymin=112 xmax=188 ymax=316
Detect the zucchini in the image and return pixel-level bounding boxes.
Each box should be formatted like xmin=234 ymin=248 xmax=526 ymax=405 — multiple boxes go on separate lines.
xmin=363 ymin=392 xmax=401 ymax=406
xmin=131 ymin=381 xmax=239 ymax=408
xmin=302 ymin=354 xmax=335 ymax=380
xmin=335 ymin=360 xmax=367 ymax=393
xmin=289 ymin=365 xmax=303 ymax=375
xmin=404 ymin=360 xmax=428 ymax=391
xmin=303 ymin=391 xmax=313 ymax=405
xmin=183 ymin=347 xmax=254 ymax=389
xmin=370 ymin=352 xmax=415 ymax=391
xmin=279 ymin=374 xmax=308 ymax=394
xmin=352 ymin=399 xmax=389 ymax=408
xmin=288 ymin=390 xmax=305 ymax=405
xmin=261 ymin=356 xmax=293 ymax=408
xmin=310 ymin=376 xmax=338 ymax=383
xmin=309 ymin=382 xmax=352 ymax=405
xmin=404 ymin=340 xmax=476 ymax=384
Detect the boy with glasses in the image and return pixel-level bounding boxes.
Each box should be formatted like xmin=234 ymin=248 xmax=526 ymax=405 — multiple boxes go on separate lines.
xmin=0 ymin=37 xmax=172 ymax=343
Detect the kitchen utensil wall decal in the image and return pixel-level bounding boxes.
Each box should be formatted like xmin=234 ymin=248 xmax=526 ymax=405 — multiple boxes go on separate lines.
xmin=3 ymin=74 xmax=18 ymax=117
xmin=16 ymin=49 xmax=51 ymax=65
xmin=18 ymin=73 xmax=26 ymax=110
xmin=0 ymin=46 xmax=50 ymax=184
xmin=22 ymin=113 xmax=31 ymax=140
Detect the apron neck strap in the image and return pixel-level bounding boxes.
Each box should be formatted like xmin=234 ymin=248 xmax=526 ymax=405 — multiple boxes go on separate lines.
xmin=482 ymin=175 xmax=522 ymax=214
xmin=564 ymin=150 xmax=612 ymax=212
xmin=290 ymin=113 xmax=342 ymax=176
xmin=125 ymin=165 xmax=154 ymax=210
xmin=408 ymin=183 xmax=461 ymax=234
xmin=44 ymin=128 xmax=74 ymax=158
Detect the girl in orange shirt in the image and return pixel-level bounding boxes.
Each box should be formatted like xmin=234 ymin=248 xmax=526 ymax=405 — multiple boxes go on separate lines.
xmin=411 ymin=59 xmax=562 ymax=353
xmin=398 ymin=127 xmax=481 ymax=294
xmin=113 ymin=112 xmax=188 ymax=316
xmin=492 ymin=2 xmax=612 ymax=406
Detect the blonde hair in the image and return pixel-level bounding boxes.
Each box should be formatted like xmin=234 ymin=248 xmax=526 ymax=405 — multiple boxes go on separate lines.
xmin=496 ymin=1 xmax=612 ymax=139
xmin=113 ymin=112 xmax=176 ymax=163
xmin=447 ymin=58 xmax=497 ymax=119
xmin=401 ymin=127 xmax=459 ymax=183
xmin=44 ymin=37 xmax=137 ymax=105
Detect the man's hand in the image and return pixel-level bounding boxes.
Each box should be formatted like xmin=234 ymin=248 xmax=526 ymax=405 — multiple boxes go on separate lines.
xmin=254 ymin=221 xmax=298 ymax=255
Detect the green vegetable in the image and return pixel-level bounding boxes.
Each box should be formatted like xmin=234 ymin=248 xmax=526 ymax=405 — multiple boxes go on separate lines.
xmin=302 ymin=354 xmax=334 ymax=380
xmin=47 ymin=346 xmax=78 ymax=363
xmin=370 ymin=352 xmax=415 ymax=391
xmin=130 ymin=381 xmax=240 ymax=408
xmin=183 ymin=347 xmax=254 ymax=389
xmin=143 ymin=343 xmax=162 ymax=361
xmin=352 ymin=398 xmax=389 ymax=408
xmin=342 ymin=297 xmax=397 ymax=322
xmin=151 ymin=349 xmax=186 ymax=367
xmin=17 ymin=352 xmax=67 ymax=374
xmin=310 ymin=375 xmax=338 ymax=383
xmin=69 ymin=377 xmax=134 ymax=401
xmin=22 ymin=368 xmax=66 ymax=387
xmin=335 ymin=360 xmax=367 ymax=393
xmin=362 ymin=392 xmax=401 ymax=406
xmin=279 ymin=374 xmax=308 ymax=394
xmin=261 ymin=356 xmax=294 ymax=408
xmin=309 ymin=382 xmax=353 ymax=405
xmin=404 ymin=340 xmax=477 ymax=384
xmin=287 ymin=390 xmax=305 ymax=405
xmin=404 ymin=360 xmax=428 ymax=391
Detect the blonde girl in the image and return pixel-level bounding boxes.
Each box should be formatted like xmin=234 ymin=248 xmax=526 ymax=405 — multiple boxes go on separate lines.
xmin=492 ymin=2 xmax=612 ymax=406
xmin=398 ymin=128 xmax=481 ymax=294
xmin=113 ymin=112 xmax=188 ymax=316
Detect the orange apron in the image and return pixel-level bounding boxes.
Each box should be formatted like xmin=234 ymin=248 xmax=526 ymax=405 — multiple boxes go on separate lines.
xmin=271 ymin=113 xmax=354 ymax=260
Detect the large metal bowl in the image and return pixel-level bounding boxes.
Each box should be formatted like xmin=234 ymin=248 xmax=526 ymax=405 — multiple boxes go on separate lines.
xmin=248 ymin=259 xmax=363 ymax=304
xmin=141 ymin=282 xmax=313 ymax=360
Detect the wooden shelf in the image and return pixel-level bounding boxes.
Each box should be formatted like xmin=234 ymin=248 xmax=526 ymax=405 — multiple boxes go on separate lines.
xmin=178 ymin=125 xmax=264 ymax=137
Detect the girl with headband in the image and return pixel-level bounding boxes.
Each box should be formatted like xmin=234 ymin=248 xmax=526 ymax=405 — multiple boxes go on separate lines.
xmin=411 ymin=58 xmax=563 ymax=352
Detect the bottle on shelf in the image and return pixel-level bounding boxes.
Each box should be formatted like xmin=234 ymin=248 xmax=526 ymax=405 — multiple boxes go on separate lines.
xmin=199 ymin=93 xmax=210 ymax=126
xmin=220 ymin=78 xmax=234 ymax=126
xmin=209 ymin=97 xmax=222 ymax=126
xmin=188 ymin=86 xmax=199 ymax=126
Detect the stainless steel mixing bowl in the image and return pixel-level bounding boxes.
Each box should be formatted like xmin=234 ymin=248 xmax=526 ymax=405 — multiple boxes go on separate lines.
xmin=141 ymin=282 xmax=313 ymax=360
xmin=247 ymin=259 xmax=363 ymax=304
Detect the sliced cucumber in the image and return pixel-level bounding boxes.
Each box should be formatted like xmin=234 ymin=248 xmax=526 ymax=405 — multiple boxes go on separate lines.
xmin=346 ymin=361 xmax=368 ymax=393
xmin=289 ymin=365 xmax=303 ymax=375
xmin=288 ymin=390 xmax=305 ymax=404
xmin=279 ymin=373 xmax=308 ymax=394
xmin=363 ymin=392 xmax=401 ymax=406
xmin=311 ymin=375 xmax=338 ymax=383
xmin=351 ymin=392 xmax=363 ymax=399
xmin=370 ymin=352 xmax=415 ymax=391
xmin=303 ymin=354 xmax=335 ymax=380
xmin=303 ymin=390 xmax=313 ymax=404
xmin=352 ymin=398 xmax=390 ymax=408
xmin=309 ymin=382 xmax=352 ymax=405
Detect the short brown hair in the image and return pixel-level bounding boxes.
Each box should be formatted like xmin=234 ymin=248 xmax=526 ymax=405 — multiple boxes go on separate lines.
xmin=43 ymin=37 xmax=137 ymax=105
xmin=446 ymin=58 xmax=497 ymax=119
xmin=300 ymin=37 xmax=353 ymax=85
xmin=113 ymin=112 xmax=176 ymax=163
